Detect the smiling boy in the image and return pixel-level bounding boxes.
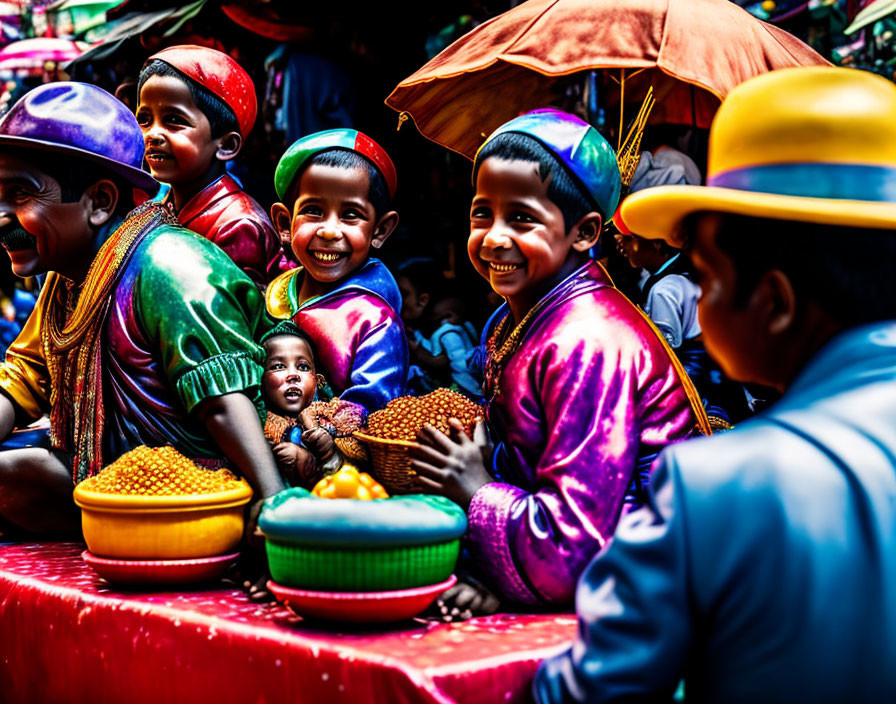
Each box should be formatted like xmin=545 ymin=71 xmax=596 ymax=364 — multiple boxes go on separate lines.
xmin=265 ymin=129 xmax=407 ymax=412
xmin=410 ymin=109 xmax=708 ymax=609
xmin=136 ymin=45 xmax=285 ymax=286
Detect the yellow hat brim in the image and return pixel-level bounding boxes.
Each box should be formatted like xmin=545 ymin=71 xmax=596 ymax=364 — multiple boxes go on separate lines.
xmin=621 ymin=185 xmax=896 ymax=246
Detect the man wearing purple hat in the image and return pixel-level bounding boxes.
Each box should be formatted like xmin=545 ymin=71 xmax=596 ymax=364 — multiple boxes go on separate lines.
xmin=0 ymin=82 xmax=284 ymax=534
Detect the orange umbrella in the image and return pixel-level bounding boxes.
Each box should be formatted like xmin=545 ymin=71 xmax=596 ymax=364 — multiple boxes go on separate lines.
xmin=386 ymin=0 xmax=829 ymax=160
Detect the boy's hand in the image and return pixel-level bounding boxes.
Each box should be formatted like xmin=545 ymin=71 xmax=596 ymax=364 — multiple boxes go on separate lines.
xmin=272 ymin=441 xmax=317 ymax=488
xmin=436 ymin=577 xmax=501 ymax=621
xmin=409 ymin=418 xmax=492 ymax=509
xmin=301 ymin=427 xmax=335 ymax=462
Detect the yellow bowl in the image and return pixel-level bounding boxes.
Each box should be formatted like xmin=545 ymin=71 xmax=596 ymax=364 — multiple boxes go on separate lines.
xmin=73 ymin=480 xmax=253 ymax=559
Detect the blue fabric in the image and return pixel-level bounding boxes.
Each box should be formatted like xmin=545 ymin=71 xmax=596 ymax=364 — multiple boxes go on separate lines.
xmin=709 ymin=162 xmax=896 ymax=202
xmin=535 ymin=322 xmax=896 ymax=703
xmin=292 ymin=258 xmax=402 ymax=316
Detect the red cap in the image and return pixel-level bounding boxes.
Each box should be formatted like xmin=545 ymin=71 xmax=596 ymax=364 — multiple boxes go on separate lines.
xmin=149 ymin=45 xmax=257 ymax=137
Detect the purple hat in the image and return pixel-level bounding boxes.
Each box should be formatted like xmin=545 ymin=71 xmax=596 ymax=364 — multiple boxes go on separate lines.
xmin=0 ymin=82 xmax=158 ymax=194
xmin=474 ymin=108 xmax=621 ymax=218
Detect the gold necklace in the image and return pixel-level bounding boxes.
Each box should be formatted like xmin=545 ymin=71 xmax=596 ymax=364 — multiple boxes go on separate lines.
xmin=484 ymin=304 xmax=542 ymax=400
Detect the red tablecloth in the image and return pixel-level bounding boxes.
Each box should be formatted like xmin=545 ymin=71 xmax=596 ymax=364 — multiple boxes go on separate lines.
xmin=0 ymin=542 xmax=576 ymax=704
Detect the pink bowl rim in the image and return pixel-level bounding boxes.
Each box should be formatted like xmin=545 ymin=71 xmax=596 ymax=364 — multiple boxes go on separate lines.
xmin=267 ymin=573 xmax=457 ymax=601
xmin=81 ymin=549 xmax=241 ymax=568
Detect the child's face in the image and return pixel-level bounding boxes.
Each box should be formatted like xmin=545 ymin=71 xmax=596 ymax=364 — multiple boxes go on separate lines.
xmin=262 ymin=335 xmax=317 ymax=417
xmin=468 ymin=157 xmax=577 ymax=306
xmin=287 ymin=164 xmax=380 ymax=285
xmin=396 ymin=275 xmax=427 ymax=324
xmin=136 ymin=75 xmax=219 ymax=187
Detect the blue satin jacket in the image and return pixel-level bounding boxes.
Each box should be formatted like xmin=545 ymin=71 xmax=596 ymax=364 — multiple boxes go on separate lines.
xmin=535 ymin=323 xmax=896 ymax=703
xmin=266 ymin=258 xmax=408 ymax=412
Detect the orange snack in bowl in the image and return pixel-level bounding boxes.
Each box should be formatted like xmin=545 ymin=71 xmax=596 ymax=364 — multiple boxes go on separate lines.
xmin=77 ymin=445 xmax=241 ymax=496
xmin=312 ymin=464 xmax=389 ymax=500
xmin=364 ymin=388 xmax=482 ymax=442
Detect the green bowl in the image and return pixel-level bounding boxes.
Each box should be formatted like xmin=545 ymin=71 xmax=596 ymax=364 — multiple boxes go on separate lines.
xmin=266 ymin=539 xmax=460 ymax=591
xmin=259 ymin=488 xmax=467 ymax=592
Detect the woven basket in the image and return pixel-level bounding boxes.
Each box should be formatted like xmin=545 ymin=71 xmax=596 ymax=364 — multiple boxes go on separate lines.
xmin=353 ymin=431 xmax=421 ymax=495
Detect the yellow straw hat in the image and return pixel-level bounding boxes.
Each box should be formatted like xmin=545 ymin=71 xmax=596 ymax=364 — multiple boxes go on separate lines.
xmin=621 ymin=67 xmax=896 ymax=245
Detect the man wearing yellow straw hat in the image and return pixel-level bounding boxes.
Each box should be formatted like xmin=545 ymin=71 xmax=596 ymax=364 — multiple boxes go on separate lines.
xmin=534 ymin=66 xmax=896 ymax=703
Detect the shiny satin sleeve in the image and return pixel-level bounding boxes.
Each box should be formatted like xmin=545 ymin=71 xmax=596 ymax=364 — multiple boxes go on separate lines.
xmin=212 ymin=218 xmax=285 ymax=288
xmin=341 ymin=304 xmax=408 ymax=411
xmin=0 ymin=278 xmax=53 ymax=421
xmin=133 ymin=229 xmax=267 ymax=414
xmin=468 ymin=299 xmax=659 ymax=605
xmin=533 ymin=455 xmax=692 ymax=703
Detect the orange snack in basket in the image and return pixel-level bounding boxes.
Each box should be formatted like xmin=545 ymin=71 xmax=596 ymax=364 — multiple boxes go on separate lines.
xmin=364 ymin=388 xmax=482 ymax=442
xmin=312 ymin=464 xmax=389 ymax=500
xmin=77 ymin=446 xmax=241 ymax=496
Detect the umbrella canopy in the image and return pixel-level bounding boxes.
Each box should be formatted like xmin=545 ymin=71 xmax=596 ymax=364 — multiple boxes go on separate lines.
xmin=386 ymin=0 xmax=828 ymax=159
xmin=0 ymin=38 xmax=87 ymax=72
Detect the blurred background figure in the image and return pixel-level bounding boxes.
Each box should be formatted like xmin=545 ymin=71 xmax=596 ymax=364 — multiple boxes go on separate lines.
xmin=395 ymin=258 xmax=482 ymax=399
xmin=614 ymin=144 xmax=751 ymax=428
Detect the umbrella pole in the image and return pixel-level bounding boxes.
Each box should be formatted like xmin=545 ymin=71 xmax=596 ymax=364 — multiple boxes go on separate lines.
xmin=618 ymin=68 xmax=625 ymax=152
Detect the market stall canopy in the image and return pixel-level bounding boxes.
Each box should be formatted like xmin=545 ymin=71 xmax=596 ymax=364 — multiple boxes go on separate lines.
xmin=221 ymin=2 xmax=312 ymax=42
xmin=0 ymin=38 xmax=87 ymax=72
xmin=386 ymin=0 xmax=829 ymax=159
xmin=63 ymin=1 xmax=205 ymax=71
xmin=845 ymin=0 xmax=896 ymax=33
xmin=46 ymin=0 xmax=128 ymax=36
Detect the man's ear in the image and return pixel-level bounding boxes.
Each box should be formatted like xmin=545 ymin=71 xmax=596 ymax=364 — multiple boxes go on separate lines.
xmin=216 ymin=132 xmax=242 ymax=162
xmin=370 ymin=210 xmax=399 ymax=249
xmin=86 ymin=179 xmax=120 ymax=228
xmin=570 ymin=212 xmax=603 ymax=252
xmin=418 ymin=292 xmax=430 ymax=309
xmin=270 ymin=202 xmax=292 ymax=243
xmin=755 ymin=268 xmax=798 ymax=336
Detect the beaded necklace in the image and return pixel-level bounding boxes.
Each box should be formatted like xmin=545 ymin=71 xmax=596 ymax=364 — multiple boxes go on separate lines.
xmin=483 ymin=301 xmax=547 ymax=401
xmin=43 ymin=202 xmax=176 ymax=482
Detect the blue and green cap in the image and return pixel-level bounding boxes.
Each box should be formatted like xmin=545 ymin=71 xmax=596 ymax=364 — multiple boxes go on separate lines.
xmin=474 ymin=108 xmax=621 ymax=218
xmin=274 ymin=128 xmax=397 ymax=203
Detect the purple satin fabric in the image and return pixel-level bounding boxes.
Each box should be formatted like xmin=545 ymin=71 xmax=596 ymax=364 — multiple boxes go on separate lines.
xmin=468 ymin=261 xmax=700 ymax=605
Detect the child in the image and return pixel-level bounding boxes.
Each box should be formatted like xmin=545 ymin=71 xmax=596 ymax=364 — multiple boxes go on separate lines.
xmin=266 ymin=129 xmax=408 ymax=412
xmin=260 ymin=321 xmax=365 ymax=487
xmin=136 ymin=45 xmax=285 ymax=287
xmin=614 ymin=209 xmax=748 ymax=427
xmin=535 ymin=66 xmax=896 ymax=704
xmin=409 ymin=109 xmax=709 ymax=611
xmin=396 ymin=258 xmax=481 ymax=398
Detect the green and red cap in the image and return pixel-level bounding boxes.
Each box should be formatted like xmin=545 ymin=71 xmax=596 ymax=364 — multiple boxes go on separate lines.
xmin=274 ymin=128 xmax=397 ymax=203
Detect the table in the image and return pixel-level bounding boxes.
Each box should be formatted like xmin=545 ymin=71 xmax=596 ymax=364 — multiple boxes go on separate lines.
xmin=0 ymin=542 xmax=576 ymax=704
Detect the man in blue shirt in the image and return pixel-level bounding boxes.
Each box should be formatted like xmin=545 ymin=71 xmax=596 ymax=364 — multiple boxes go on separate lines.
xmin=535 ymin=66 xmax=896 ymax=703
